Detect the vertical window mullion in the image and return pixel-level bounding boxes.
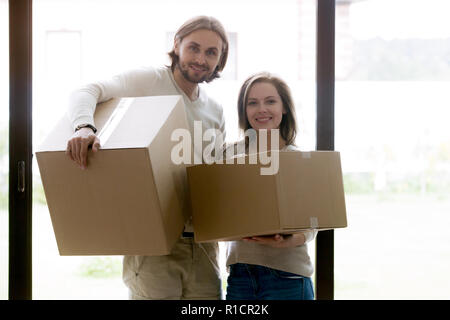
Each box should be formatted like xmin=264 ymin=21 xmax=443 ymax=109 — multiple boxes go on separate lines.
xmin=9 ymin=0 xmax=33 ymax=300
xmin=315 ymin=0 xmax=335 ymax=300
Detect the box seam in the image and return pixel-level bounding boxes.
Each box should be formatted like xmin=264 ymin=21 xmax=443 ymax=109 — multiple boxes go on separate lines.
xmin=144 ymin=148 xmax=167 ymax=252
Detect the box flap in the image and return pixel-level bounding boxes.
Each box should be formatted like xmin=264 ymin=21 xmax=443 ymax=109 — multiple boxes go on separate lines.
xmin=36 ymin=98 xmax=120 ymax=152
xmin=277 ymin=151 xmax=347 ymax=229
xmin=101 ymin=95 xmax=182 ymax=149
xmin=328 ymin=152 xmax=348 ymax=228
xmin=36 ymin=95 xmax=183 ymax=152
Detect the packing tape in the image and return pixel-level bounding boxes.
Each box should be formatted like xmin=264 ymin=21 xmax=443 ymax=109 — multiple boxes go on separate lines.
xmin=301 ymin=152 xmax=311 ymax=159
xmin=310 ymin=217 xmax=318 ymax=229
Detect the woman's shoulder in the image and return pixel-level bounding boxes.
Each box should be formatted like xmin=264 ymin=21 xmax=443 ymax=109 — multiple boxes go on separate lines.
xmin=225 ymin=142 xmax=300 ymax=156
xmin=223 ymin=140 xmax=246 ymax=158
xmin=282 ymin=144 xmax=300 ymax=151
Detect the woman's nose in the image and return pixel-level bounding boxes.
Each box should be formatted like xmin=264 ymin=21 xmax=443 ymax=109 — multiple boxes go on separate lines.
xmin=256 ymin=103 xmax=269 ymax=112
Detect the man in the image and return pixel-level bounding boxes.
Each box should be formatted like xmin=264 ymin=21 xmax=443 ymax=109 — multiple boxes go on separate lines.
xmin=65 ymin=16 xmax=228 ymax=300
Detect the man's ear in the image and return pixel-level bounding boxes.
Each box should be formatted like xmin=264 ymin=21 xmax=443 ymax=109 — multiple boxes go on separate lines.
xmin=174 ymin=39 xmax=180 ymax=56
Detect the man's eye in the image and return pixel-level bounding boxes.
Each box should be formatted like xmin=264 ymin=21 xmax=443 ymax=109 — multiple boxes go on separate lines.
xmin=207 ymin=50 xmax=217 ymax=56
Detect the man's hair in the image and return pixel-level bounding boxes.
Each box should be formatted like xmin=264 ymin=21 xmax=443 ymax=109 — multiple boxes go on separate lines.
xmin=168 ymin=16 xmax=229 ymax=83
xmin=237 ymin=72 xmax=298 ymax=146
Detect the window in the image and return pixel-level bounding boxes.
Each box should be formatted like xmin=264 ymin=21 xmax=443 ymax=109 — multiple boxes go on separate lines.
xmin=335 ymin=0 xmax=450 ymax=299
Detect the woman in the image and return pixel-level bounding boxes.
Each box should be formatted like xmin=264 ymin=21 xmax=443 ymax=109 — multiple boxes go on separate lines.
xmin=225 ymin=72 xmax=316 ymax=300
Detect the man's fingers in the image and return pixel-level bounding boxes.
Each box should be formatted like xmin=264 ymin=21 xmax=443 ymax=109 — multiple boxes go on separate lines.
xmin=66 ymin=130 xmax=100 ymax=169
xmin=92 ymin=138 xmax=101 ymax=152
xmin=82 ymin=137 xmax=94 ymax=168
xmin=70 ymin=141 xmax=77 ymax=164
xmin=74 ymin=140 xmax=82 ymax=167
xmin=66 ymin=141 xmax=74 ymax=161
xmin=80 ymin=145 xmax=88 ymax=169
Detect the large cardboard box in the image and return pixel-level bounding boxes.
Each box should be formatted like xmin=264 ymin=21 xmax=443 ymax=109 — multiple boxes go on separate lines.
xmin=187 ymin=151 xmax=347 ymax=243
xmin=36 ymin=95 xmax=190 ymax=255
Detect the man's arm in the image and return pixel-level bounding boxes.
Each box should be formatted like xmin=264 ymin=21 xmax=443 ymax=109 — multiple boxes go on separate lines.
xmin=66 ymin=81 xmax=110 ymax=169
xmin=65 ymin=67 xmax=157 ymax=169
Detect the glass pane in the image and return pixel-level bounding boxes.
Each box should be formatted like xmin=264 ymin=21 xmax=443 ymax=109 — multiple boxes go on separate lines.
xmin=335 ymin=0 xmax=450 ymax=299
xmin=33 ymin=0 xmax=316 ymax=299
xmin=0 ymin=0 xmax=8 ymax=301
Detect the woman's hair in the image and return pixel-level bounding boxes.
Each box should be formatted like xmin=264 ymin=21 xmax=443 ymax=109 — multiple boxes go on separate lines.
xmin=237 ymin=72 xmax=298 ymax=146
xmin=167 ymin=16 xmax=229 ymax=83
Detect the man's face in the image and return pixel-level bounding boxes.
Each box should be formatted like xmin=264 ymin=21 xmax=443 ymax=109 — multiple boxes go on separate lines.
xmin=175 ymin=29 xmax=223 ymax=83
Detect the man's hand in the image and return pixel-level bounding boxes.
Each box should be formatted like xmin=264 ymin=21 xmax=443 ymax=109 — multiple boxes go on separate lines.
xmin=66 ymin=127 xmax=101 ymax=169
xmin=242 ymin=233 xmax=306 ymax=248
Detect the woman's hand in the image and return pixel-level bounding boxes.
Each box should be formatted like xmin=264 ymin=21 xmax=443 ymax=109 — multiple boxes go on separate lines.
xmin=242 ymin=233 xmax=306 ymax=248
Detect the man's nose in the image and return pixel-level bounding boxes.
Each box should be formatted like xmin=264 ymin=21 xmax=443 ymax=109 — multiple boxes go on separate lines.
xmin=194 ymin=52 xmax=206 ymax=65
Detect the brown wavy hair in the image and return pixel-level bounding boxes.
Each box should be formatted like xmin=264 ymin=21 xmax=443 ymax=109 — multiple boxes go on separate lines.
xmin=167 ymin=16 xmax=228 ymax=83
xmin=237 ymin=72 xmax=298 ymax=146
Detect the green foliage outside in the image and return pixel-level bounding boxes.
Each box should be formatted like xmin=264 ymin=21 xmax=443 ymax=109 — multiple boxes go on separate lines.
xmin=343 ymin=171 xmax=450 ymax=199
xmin=343 ymin=172 xmax=375 ymax=194
xmin=77 ymin=257 xmax=122 ymax=278
xmin=0 ymin=181 xmax=6 ymax=210
xmin=33 ymin=179 xmax=47 ymax=205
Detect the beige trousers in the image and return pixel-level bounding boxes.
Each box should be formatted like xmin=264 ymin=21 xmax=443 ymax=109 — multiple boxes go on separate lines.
xmin=122 ymin=237 xmax=222 ymax=300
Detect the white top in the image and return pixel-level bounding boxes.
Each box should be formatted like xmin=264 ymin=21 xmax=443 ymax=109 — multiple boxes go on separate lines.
xmin=226 ymin=144 xmax=317 ymax=277
xmin=67 ymin=66 xmax=226 ymax=232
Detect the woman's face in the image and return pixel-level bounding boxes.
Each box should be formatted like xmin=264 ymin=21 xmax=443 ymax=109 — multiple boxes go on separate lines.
xmin=245 ymin=81 xmax=285 ymax=131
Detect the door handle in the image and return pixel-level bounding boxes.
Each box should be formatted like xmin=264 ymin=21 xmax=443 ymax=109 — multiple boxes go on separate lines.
xmin=18 ymin=161 xmax=25 ymax=193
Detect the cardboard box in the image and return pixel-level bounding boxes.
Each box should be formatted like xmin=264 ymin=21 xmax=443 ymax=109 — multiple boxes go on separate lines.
xmin=36 ymin=95 xmax=190 ymax=255
xmin=187 ymin=151 xmax=347 ymax=243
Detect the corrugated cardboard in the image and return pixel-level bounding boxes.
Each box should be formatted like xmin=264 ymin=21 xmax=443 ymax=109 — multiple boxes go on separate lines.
xmin=36 ymin=95 xmax=190 ymax=255
xmin=187 ymin=150 xmax=347 ymax=243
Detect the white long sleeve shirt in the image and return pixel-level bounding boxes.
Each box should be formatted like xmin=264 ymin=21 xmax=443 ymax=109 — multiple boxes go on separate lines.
xmin=68 ymin=65 xmax=225 ymax=142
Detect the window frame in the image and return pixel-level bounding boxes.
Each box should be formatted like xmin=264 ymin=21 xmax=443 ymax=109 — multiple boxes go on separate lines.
xmin=9 ymin=0 xmax=33 ymax=300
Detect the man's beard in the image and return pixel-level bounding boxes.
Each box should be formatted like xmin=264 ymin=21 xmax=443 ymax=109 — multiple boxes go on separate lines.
xmin=177 ymin=61 xmax=210 ymax=84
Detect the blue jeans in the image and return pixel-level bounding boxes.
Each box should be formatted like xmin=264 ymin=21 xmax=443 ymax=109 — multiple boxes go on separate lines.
xmin=226 ymin=263 xmax=314 ymax=300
